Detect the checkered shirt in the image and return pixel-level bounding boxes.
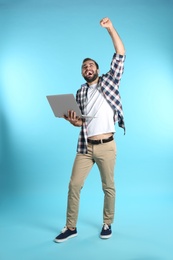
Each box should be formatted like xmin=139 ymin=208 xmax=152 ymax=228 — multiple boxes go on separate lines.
xmin=76 ymin=53 xmax=126 ymax=154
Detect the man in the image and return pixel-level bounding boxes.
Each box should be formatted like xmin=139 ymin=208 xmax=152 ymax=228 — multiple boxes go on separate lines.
xmin=54 ymin=17 xmax=126 ymax=243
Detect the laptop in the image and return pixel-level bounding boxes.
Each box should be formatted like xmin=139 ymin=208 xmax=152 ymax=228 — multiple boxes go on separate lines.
xmin=46 ymin=94 xmax=95 ymax=118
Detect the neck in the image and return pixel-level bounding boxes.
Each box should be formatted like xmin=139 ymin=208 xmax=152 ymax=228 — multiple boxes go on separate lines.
xmin=87 ymin=77 xmax=99 ymax=86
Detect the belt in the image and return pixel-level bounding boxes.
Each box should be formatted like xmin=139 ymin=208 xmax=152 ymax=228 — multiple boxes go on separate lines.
xmin=87 ymin=135 xmax=113 ymax=145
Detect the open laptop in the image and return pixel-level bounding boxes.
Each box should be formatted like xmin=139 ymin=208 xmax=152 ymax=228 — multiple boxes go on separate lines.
xmin=46 ymin=94 xmax=95 ymax=118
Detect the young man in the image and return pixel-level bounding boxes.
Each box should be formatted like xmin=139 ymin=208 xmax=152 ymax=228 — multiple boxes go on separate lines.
xmin=54 ymin=17 xmax=126 ymax=243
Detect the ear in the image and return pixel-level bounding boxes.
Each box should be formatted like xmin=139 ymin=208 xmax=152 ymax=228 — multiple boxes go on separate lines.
xmin=97 ymin=69 xmax=100 ymax=75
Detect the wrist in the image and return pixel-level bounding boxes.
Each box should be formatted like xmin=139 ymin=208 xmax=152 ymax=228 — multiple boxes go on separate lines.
xmin=70 ymin=119 xmax=82 ymax=127
xmin=106 ymin=25 xmax=114 ymax=33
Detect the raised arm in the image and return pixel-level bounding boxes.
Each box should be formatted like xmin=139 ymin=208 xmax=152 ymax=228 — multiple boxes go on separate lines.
xmin=100 ymin=17 xmax=125 ymax=55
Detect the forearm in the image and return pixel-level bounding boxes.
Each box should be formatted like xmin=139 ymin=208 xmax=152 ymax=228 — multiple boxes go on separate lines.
xmin=107 ymin=26 xmax=125 ymax=55
xmin=100 ymin=17 xmax=125 ymax=55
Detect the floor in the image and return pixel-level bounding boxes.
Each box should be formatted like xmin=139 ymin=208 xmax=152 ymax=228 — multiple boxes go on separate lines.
xmin=1 ymin=184 xmax=173 ymax=260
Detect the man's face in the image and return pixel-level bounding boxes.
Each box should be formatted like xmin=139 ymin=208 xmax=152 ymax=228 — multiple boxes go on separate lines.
xmin=82 ymin=60 xmax=99 ymax=83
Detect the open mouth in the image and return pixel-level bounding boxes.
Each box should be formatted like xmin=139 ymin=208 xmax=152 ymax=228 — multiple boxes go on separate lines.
xmin=86 ymin=71 xmax=94 ymax=77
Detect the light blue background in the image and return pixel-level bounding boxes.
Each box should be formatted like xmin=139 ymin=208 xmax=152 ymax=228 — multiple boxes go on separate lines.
xmin=0 ymin=0 xmax=173 ymax=259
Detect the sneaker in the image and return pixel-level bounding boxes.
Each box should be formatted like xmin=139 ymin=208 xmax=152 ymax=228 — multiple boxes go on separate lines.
xmin=100 ymin=223 xmax=112 ymax=239
xmin=54 ymin=226 xmax=77 ymax=243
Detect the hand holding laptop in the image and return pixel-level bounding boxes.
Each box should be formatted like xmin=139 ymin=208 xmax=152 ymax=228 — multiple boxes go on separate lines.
xmin=64 ymin=110 xmax=83 ymax=127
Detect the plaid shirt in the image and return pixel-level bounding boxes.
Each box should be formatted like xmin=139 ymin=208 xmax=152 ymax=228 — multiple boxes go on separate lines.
xmin=76 ymin=53 xmax=126 ymax=154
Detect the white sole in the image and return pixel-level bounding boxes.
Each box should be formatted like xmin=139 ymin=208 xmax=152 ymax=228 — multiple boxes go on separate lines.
xmin=100 ymin=234 xmax=112 ymax=239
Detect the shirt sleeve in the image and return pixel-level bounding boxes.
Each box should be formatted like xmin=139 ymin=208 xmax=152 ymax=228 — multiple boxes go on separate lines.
xmin=111 ymin=53 xmax=126 ymax=80
xmin=101 ymin=53 xmax=126 ymax=88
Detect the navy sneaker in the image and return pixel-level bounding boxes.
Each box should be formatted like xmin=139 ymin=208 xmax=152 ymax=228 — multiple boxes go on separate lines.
xmin=100 ymin=223 xmax=112 ymax=239
xmin=54 ymin=227 xmax=77 ymax=243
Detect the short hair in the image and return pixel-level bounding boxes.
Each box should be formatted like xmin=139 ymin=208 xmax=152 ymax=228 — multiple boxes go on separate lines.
xmin=82 ymin=58 xmax=99 ymax=69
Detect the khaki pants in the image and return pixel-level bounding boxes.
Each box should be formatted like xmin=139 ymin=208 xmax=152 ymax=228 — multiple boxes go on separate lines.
xmin=66 ymin=140 xmax=116 ymax=228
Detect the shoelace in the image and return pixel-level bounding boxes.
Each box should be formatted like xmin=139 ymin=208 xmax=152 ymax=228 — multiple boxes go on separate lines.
xmin=61 ymin=226 xmax=68 ymax=233
xmin=103 ymin=223 xmax=110 ymax=230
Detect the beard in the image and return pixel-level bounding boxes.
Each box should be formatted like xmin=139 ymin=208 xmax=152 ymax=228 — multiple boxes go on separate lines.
xmin=83 ymin=71 xmax=99 ymax=83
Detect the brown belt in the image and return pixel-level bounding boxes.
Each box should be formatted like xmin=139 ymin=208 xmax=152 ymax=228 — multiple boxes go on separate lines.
xmin=87 ymin=135 xmax=113 ymax=145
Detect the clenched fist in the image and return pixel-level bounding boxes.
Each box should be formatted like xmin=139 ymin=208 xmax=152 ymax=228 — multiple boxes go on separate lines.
xmin=100 ymin=17 xmax=113 ymax=29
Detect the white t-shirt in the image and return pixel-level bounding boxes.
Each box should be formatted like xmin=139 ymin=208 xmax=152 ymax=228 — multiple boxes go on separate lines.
xmin=85 ymin=84 xmax=115 ymax=137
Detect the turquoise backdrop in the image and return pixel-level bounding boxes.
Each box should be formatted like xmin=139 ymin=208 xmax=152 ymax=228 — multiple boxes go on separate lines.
xmin=0 ymin=0 xmax=173 ymax=259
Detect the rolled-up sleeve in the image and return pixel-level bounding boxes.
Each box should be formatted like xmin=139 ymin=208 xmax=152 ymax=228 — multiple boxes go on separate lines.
xmin=110 ymin=53 xmax=126 ymax=81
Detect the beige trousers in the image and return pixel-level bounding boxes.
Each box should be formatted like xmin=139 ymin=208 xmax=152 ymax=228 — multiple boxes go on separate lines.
xmin=66 ymin=140 xmax=116 ymax=228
